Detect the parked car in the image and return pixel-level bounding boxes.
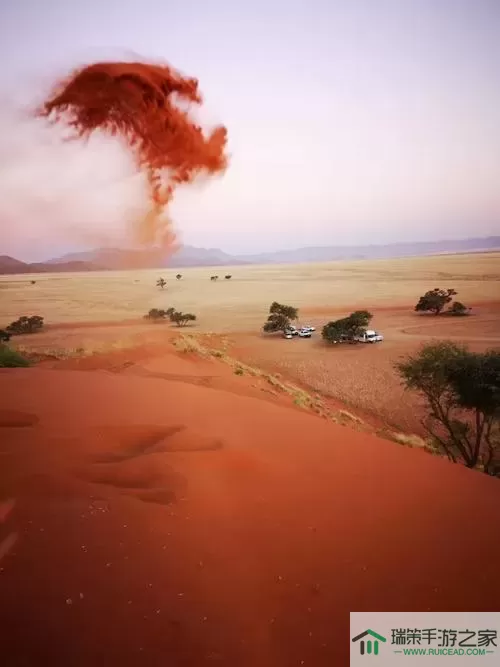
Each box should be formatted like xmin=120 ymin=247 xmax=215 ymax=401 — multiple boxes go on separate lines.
xmin=285 ymin=326 xmax=299 ymax=336
xmin=298 ymin=328 xmax=312 ymax=338
xmin=300 ymin=325 xmax=315 ymax=332
xmin=354 ymin=329 xmax=384 ymax=343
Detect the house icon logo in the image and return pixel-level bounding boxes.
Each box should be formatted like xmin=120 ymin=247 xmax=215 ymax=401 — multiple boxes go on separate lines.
xmin=352 ymin=629 xmax=387 ymax=656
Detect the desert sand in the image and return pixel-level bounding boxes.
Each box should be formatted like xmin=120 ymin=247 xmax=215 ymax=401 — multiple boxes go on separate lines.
xmin=1 ymin=253 xmax=500 ymax=665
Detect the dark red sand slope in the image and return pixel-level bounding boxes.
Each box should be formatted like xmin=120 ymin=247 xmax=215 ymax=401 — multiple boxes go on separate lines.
xmin=0 ymin=367 xmax=499 ymax=666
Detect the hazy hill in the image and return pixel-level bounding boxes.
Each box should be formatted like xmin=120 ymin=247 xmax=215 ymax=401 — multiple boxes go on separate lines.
xmin=47 ymin=236 xmax=500 ymax=268
xmin=0 ymin=255 xmax=101 ymax=275
xmin=46 ymin=246 xmax=249 ymax=269
xmin=238 ymin=236 xmax=500 ymax=264
xmin=2 ymin=236 xmax=500 ymax=274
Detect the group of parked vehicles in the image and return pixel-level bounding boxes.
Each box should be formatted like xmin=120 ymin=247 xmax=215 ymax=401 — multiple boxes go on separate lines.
xmin=283 ymin=325 xmax=384 ymax=343
xmin=283 ymin=325 xmax=315 ymax=339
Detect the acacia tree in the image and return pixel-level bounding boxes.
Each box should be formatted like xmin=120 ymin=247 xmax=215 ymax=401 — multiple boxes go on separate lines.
xmin=415 ymin=288 xmax=457 ymax=315
xmin=322 ymin=310 xmax=372 ymax=343
xmin=263 ymin=302 xmax=298 ymax=333
xmin=170 ymin=311 xmax=197 ymax=327
xmin=145 ymin=308 xmax=167 ymax=320
xmin=6 ymin=316 xmax=44 ymax=335
xmin=396 ymin=342 xmax=500 ymax=475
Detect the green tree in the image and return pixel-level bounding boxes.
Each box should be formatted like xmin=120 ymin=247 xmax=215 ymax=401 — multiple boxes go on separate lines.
xmin=263 ymin=302 xmax=298 ymax=333
xmin=415 ymin=288 xmax=457 ymax=315
xmin=6 ymin=316 xmax=44 ymax=335
xmin=396 ymin=342 xmax=500 ymax=474
xmin=170 ymin=311 xmax=196 ymax=327
xmin=322 ymin=310 xmax=373 ymax=343
xmin=0 ymin=330 xmax=11 ymax=342
xmin=156 ymin=278 xmax=167 ymax=289
xmin=145 ymin=308 xmax=167 ymax=320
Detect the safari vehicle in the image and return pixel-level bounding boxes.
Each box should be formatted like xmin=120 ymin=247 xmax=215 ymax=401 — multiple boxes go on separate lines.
xmin=354 ymin=329 xmax=383 ymax=343
xmin=298 ymin=328 xmax=312 ymax=338
xmin=284 ymin=325 xmax=299 ymax=336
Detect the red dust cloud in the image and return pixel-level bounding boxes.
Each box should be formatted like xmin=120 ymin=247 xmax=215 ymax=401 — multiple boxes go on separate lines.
xmin=37 ymin=60 xmax=229 ymax=258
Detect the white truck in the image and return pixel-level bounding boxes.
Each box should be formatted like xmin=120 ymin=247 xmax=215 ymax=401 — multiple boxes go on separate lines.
xmin=355 ymin=329 xmax=383 ymax=343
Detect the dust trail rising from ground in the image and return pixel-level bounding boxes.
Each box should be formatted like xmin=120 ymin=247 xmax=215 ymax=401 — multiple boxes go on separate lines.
xmin=36 ymin=60 xmax=229 ymax=257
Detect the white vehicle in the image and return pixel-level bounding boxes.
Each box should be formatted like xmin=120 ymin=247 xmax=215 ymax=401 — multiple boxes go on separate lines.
xmin=285 ymin=325 xmax=299 ymax=336
xmin=355 ymin=329 xmax=383 ymax=343
xmin=300 ymin=325 xmax=315 ymax=332
xmin=283 ymin=332 xmax=294 ymax=339
xmin=298 ymin=328 xmax=312 ymax=338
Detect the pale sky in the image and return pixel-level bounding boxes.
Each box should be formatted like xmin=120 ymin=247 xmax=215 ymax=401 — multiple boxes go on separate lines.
xmin=0 ymin=0 xmax=499 ymax=261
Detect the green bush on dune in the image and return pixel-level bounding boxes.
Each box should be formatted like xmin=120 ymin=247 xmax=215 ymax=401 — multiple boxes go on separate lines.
xmin=0 ymin=344 xmax=31 ymax=368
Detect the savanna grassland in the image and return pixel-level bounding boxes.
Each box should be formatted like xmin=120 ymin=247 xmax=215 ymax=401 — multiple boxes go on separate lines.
xmin=2 ymin=251 xmax=500 ymax=434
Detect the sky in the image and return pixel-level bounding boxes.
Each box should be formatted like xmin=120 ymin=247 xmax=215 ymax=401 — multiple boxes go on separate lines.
xmin=0 ymin=0 xmax=499 ymax=261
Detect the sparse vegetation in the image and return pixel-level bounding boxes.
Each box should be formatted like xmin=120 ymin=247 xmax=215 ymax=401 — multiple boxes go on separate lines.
xmin=322 ymin=310 xmax=372 ymax=344
xmin=6 ymin=315 xmax=44 ymax=335
xmin=225 ymin=275 xmax=232 ymax=280
xmin=156 ymin=278 xmax=167 ymax=289
xmin=172 ymin=335 xmax=209 ymax=356
xmin=210 ymin=275 xmax=219 ymax=281
xmin=145 ymin=308 xmax=196 ymax=327
xmin=234 ymin=366 xmax=244 ymax=375
xmin=0 ymin=329 xmax=11 ymax=342
xmin=0 ymin=344 xmax=31 ymax=368
xmin=396 ymin=341 xmax=500 ymax=475
xmin=176 ymin=274 xmax=182 ymax=280
xmin=263 ymin=302 xmax=299 ymax=333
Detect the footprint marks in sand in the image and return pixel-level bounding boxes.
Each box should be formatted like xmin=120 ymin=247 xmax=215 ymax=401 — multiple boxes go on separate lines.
xmin=79 ymin=424 xmax=224 ymax=507
xmin=0 ymin=410 xmax=39 ymax=428
xmin=0 ymin=498 xmax=18 ymax=565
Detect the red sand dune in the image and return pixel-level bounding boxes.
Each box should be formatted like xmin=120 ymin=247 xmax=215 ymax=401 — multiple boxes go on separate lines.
xmin=1 ymin=363 xmax=500 ymax=666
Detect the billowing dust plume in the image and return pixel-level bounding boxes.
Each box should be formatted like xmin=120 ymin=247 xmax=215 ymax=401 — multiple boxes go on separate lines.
xmin=37 ymin=60 xmax=228 ymax=254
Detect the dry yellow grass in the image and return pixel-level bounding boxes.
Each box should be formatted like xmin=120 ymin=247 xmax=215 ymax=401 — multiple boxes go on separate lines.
xmin=1 ymin=252 xmax=499 ymax=329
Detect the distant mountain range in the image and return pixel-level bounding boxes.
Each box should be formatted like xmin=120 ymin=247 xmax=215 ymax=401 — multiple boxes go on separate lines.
xmin=1 ymin=236 xmax=499 ymax=274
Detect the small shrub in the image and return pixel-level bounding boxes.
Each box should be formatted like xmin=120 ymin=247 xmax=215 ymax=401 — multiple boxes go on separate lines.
xmin=6 ymin=315 xmax=44 ymax=335
xmin=156 ymin=278 xmax=167 ymax=289
xmin=234 ymin=367 xmax=244 ymax=376
xmin=0 ymin=329 xmax=11 ymax=342
xmin=0 ymin=344 xmax=31 ymax=368
xmin=145 ymin=308 xmax=167 ymax=320
xmin=447 ymin=301 xmax=470 ymax=316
